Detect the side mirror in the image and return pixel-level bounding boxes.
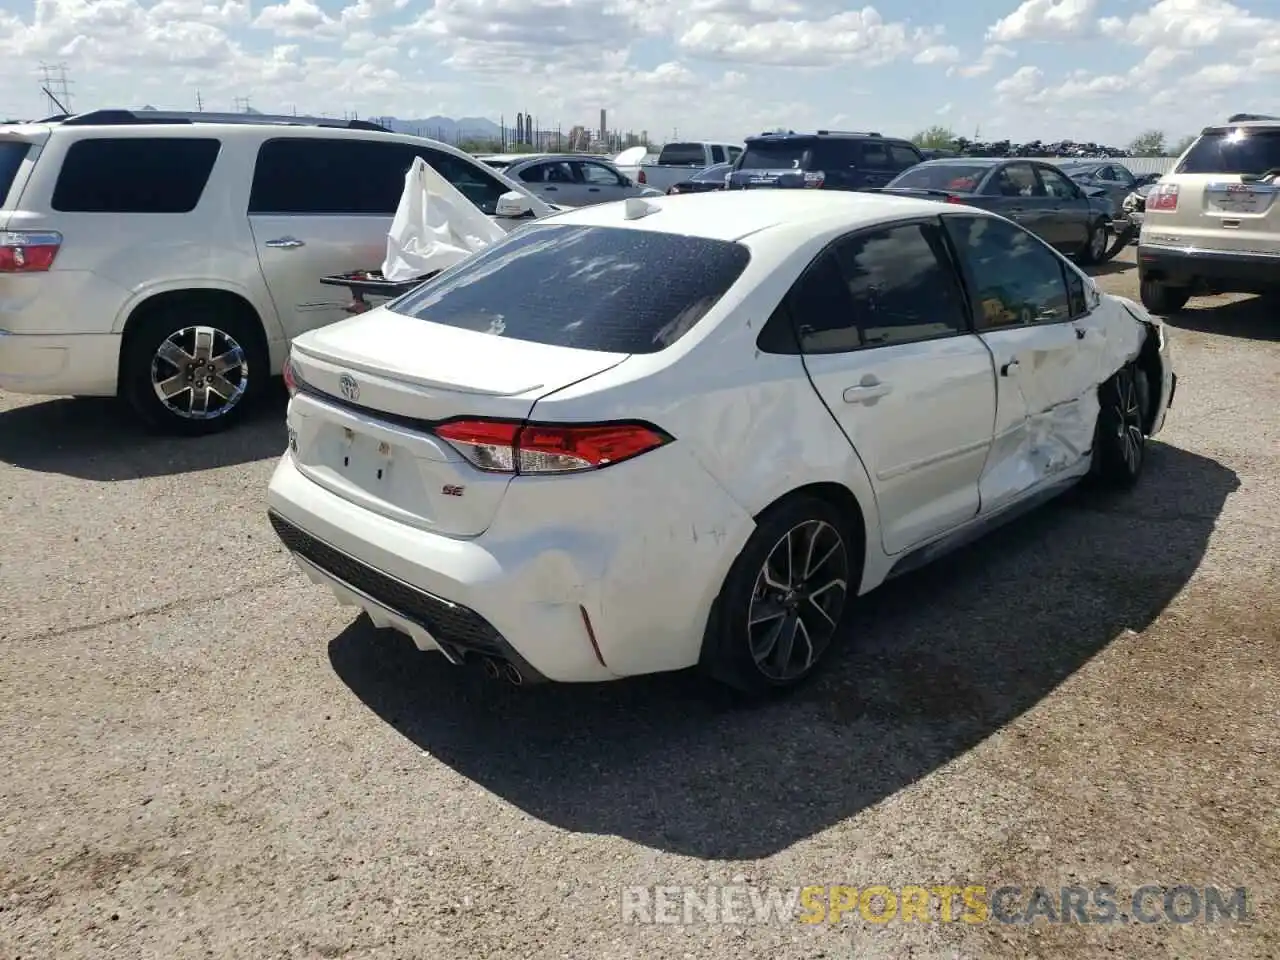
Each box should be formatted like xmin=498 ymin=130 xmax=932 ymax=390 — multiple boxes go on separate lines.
xmin=496 ymin=191 xmax=536 ymax=218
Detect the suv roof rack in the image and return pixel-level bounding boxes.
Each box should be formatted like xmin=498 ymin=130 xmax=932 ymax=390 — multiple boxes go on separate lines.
xmin=815 ymin=129 xmax=882 ymax=137
xmin=53 ymin=108 xmax=392 ymax=133
xmin=1227 ymin=113 xmax=1280 ymax=123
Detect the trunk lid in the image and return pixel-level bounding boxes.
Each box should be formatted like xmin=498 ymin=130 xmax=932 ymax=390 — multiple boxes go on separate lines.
xmin=287 ymin=308 xmax=628 ymax=538
xmin=726 ymin=168 xmax=808 ymax=190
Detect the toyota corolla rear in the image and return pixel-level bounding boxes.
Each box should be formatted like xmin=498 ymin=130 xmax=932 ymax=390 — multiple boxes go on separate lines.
xmin=267 ymin=219 xmax=760 ymax=683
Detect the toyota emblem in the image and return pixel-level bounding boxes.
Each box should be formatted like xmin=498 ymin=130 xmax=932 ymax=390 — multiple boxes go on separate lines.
xmin=338 ymin=373 xmax=360 ymax=402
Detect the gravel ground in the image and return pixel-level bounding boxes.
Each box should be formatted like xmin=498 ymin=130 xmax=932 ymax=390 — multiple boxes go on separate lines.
xmin=1 ymin=248 xmax=1277 ymax=959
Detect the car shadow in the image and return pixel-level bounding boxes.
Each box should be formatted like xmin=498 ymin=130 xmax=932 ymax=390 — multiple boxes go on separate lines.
xmin=1084 ymin=259 xmax=1135 ymax=278
xmin=328 ymin=443 xmax=1238 ymax=860
xmin=0 ymin=384 xmax=289 ymax=481
xmin=1170 ymin=295 xmax=1278 ymax=341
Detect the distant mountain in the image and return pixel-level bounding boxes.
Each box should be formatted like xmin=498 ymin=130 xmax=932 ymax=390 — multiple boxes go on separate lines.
xmin=379 ymin=115 xmax=504 ymax=141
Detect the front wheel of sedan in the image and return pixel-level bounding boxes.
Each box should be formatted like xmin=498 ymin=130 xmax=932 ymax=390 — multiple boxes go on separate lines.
xmin=700 ymin=495 xmax=857 ymax=698
xmin=1079 ymin=221 xmax=1110 ymax=265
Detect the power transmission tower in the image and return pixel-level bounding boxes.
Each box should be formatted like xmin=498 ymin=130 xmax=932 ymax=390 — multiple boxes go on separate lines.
xmin=234 ymin=96 xmax=251 ymax=113
xmin=38 ymin=63 xmax=73 ymax=115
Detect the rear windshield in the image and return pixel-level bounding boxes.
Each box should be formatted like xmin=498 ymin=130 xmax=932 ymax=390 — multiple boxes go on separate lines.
xmin=889 ymin=163 xmax=990 ymax=192
xmin=657 ymin=143 xmax=707 ymax=165
xmin=738 ymin=139 xmax=812 ymax=170
xmin=389 ymin=224 xmax=751 ymax=354
xmin=0 ymin=141 xmax=30 ymax=206
xmin=1177 ymin=129 xmax=1280 ymax=175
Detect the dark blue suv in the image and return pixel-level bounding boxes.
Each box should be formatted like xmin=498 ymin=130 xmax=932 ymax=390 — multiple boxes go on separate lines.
xmin=726 ymin=130 xmax=924 ymax=192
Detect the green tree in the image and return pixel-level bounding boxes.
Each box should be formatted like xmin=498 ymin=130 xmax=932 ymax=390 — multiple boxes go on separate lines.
xmin=1128 ymin=129 xmax=1167 ymax=157
xmin=911 ymin=125 xmax=957 ymax=150
xmin=1171 ymin=134 xmax=1198 ymax=156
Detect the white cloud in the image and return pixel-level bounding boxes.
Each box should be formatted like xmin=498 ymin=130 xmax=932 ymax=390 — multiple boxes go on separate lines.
xmin=987 ymin=0 xmax=1098 ymax=42
xmin=950 ymin=43 xmax=1016 ymax=78
xmin=1099 ymin=0 xmax=1274 ymax=48
xmin=914 ymin=45 xmax=961 ymax=65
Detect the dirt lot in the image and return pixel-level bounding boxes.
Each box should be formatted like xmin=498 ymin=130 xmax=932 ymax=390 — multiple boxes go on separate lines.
xmin=1 ymin=248 xmax=1277 ymax=959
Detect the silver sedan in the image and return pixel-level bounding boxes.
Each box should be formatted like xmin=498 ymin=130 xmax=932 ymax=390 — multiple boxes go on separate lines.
xmin=493 ymin=154 xmax=664 ymax=207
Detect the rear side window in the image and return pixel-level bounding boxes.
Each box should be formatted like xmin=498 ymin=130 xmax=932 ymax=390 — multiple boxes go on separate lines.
xmin=657 ymin=143 xmax=707 ymax=165
xmin=857 ymin=141 xmax=894 ymax=169
xmin=1177 ymin=129 xmax=1280 ymax=175
xmin=0 ymin=142 xmax=30 ymax=206
xmin=889 ymin=144 xmax=923 ymax=169
xmin=389 ymin=224 xmax=750 ymax=354
xmin=739 ymin=139 xmax=811 ymax=170
xmin=889 ymin=163 xmax=990 ymax=192
xmin=51 ymin=138 xmax=220 ymax=213
xmin=250 ymin=139 xmax=511 ymax=216
xmin=811 ymin=140 xmax=859 ymax=169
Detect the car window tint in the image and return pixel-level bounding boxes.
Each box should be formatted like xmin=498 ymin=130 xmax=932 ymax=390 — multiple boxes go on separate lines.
xmin=249 ymin=139 xmax=510 ymax=216
xmin=943 ymin=215 xmax=1071 ymax=329
xmin=787 ymin=249 xmax=860 ymax=353
xmin=993 ymin=163 xmax=1045 ymax=198
xmin=1038 ymin=166 xmax=1079 ymax=199
xmin=0 ymin=142 xmax=31 ymax=206
xmin=739 ymin=140 xmax=810 ymax=170
xmin=710 ymin=145 xmax=725 ymax=163
xmin=727 ymin=146 xmax=743 ymax=162
xmin=657 ymin=142 xmax=706 ymax=165
xmin=889 ymin=163 xmax=989 ymax=192
xmin=832 ymin=223 xmax=967 ymax=346
xmin=388 ymin=224 xmax=750 ymax=354
xmin=1176 ymin=129 xmax=1280 ymax=175
xmin=889 ymin=144 xmax=924 ymax=169
xmin=812 ymin=139 xmax=859 ymax=169
xmin=51 ymin=138 xmax=220 ymax=213
xmin=857 ymin=141 xmax=893 ymax=169
xmin=578 ymin=162 xmax=622 ymax=185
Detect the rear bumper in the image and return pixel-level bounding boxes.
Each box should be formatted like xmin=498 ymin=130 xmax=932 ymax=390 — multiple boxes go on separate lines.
xmin=0 ymin=330 xmax=121 ymax=396
xmin=1137 ymin=244 xmax=1280 ymax=294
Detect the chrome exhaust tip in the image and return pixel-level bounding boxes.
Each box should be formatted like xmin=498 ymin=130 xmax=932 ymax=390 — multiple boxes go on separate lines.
xmin=502 ymin=662 xmax=524 ymax=686
xmin=482 ymin=657 xmax=501 ymax=680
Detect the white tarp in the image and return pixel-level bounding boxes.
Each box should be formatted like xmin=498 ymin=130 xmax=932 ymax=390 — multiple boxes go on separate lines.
xmin=381 ymin=156 xmax=507 ymax=282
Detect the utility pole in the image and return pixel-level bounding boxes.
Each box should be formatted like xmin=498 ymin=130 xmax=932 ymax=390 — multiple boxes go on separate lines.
xmin=195 ymin=90 xmax=204 ymax=112
xmin=38 ymin=63 xmax=73 ymax=115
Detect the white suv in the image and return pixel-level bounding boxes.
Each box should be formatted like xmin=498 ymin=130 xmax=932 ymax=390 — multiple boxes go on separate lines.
xmin=1138 ymin=116 xmax=1280 ymax=314
xmin=0 ymin=109 xmax=555 ymax=434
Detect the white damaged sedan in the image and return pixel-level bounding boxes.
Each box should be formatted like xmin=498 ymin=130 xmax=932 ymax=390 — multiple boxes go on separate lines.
xmin=267 ymin=190 xmax=1175 ymax=695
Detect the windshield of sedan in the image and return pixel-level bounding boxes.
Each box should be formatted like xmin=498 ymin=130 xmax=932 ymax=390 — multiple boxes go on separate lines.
xmin=1177 ymin=129 xmax=1280 ymax=175
xmin=388 ymin=224 xmax=751 ymax=354
xmin=888 ymin=163 xmax=990 ymax=192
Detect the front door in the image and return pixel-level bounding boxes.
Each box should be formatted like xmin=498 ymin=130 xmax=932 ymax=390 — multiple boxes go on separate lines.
xmin=1036 ymin=164 xmax=1092 ymax=254
xmin=787 ymin=220 xmax=997 ymax=555
xmin=942 ymin=213 xmax=1096 ymax=513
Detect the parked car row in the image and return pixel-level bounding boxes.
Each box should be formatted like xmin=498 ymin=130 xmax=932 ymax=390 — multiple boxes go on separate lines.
xmin=1 ymin=107 xmax=1183 ymax=700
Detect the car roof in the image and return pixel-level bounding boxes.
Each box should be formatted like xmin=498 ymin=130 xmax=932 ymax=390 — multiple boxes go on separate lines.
xmin=506 ymin=153 xmax=613 ymax=165
xmin=912 ymin=157 xmax=1006 ymax=167
xmin=533 ymin=189 xmax=983 ymax=243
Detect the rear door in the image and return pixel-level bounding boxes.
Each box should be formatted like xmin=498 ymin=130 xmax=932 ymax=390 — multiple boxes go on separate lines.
xmin=1146 ymin=126 xmax=1280 ymax=253
xmin=942 ymin=213 xmax=1095 ymax=513
xmin=785 ymin=219 xmax=996 ymax=554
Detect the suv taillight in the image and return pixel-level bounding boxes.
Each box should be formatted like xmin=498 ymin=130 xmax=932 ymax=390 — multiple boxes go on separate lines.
xmin=433 ymin=419 xmax=672 ymax=474
xmin=1148 ymin=183 xmax=1179 ymax=212
xmin=0 ymin=231 xmax=62 ymax=273
xmin=282 ymin=352 xmax=300 ymax=396
xmin=803 ymin=171 xmax=826 ymax=189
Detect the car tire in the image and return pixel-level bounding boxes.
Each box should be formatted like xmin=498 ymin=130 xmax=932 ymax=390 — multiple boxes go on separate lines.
xmin=700 ymin=494 xmax=857 ymax=698
xmin=1089 ymin=363 xmax=1150 ymax=491
xmin=1079 ymin=221 xmax=1110 ymax=265
xmin=1139 ymin=278 xmax=1191 ymax=315
xmin=120 ymin=301 xmax=265 ymax=436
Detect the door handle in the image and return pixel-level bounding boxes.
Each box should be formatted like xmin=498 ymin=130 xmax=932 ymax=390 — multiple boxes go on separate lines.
xmin=588 ymin=187 xmax=600 ymax=192
xmin=1001 ymin=358 xmax=1019 ymax=376
xmin=842 ymin=378 xmax=892 ymax=404
xmin=265 ymin=237 xmax=305 ymax=249
xmin=543 ymin=186 xmax=558 ymax=192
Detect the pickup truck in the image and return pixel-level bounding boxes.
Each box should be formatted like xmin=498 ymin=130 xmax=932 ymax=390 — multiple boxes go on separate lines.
xmin=615 ymin=141 xmax=744 ymax=193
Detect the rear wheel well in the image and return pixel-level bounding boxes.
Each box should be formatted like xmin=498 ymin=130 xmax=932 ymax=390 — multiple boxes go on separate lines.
xmin=119 ymin=289 xmax=269 ymax=380
xmin=756 ymin=481 xmax=868 ymax=571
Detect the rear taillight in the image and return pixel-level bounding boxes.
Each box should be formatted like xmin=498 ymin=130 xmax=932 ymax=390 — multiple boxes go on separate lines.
xmin=1148 ymin=183 xmax=1179 ymax=212
xmin=637 ymin=169 xmax=647 ymax=184
xmin=945 ymin=194 xmax=966 ymax=204
xmin=433 ymin=419 xmax=672 ymax=475
xmin=0 ymin=231 xmax=62 ymax=273
xmin=803 ymin=171 xmax=825 ymax=189
xmin=282 ymin=352 xmax=300 ymax=396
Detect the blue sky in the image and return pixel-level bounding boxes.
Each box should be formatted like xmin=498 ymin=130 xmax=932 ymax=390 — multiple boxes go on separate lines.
xmin=1 ymin=0 xmax=1277 ymax=146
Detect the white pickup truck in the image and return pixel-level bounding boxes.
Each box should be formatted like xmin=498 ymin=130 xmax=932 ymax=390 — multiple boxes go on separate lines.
xmin=615 ymin=141 xmax=744 ymax=193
